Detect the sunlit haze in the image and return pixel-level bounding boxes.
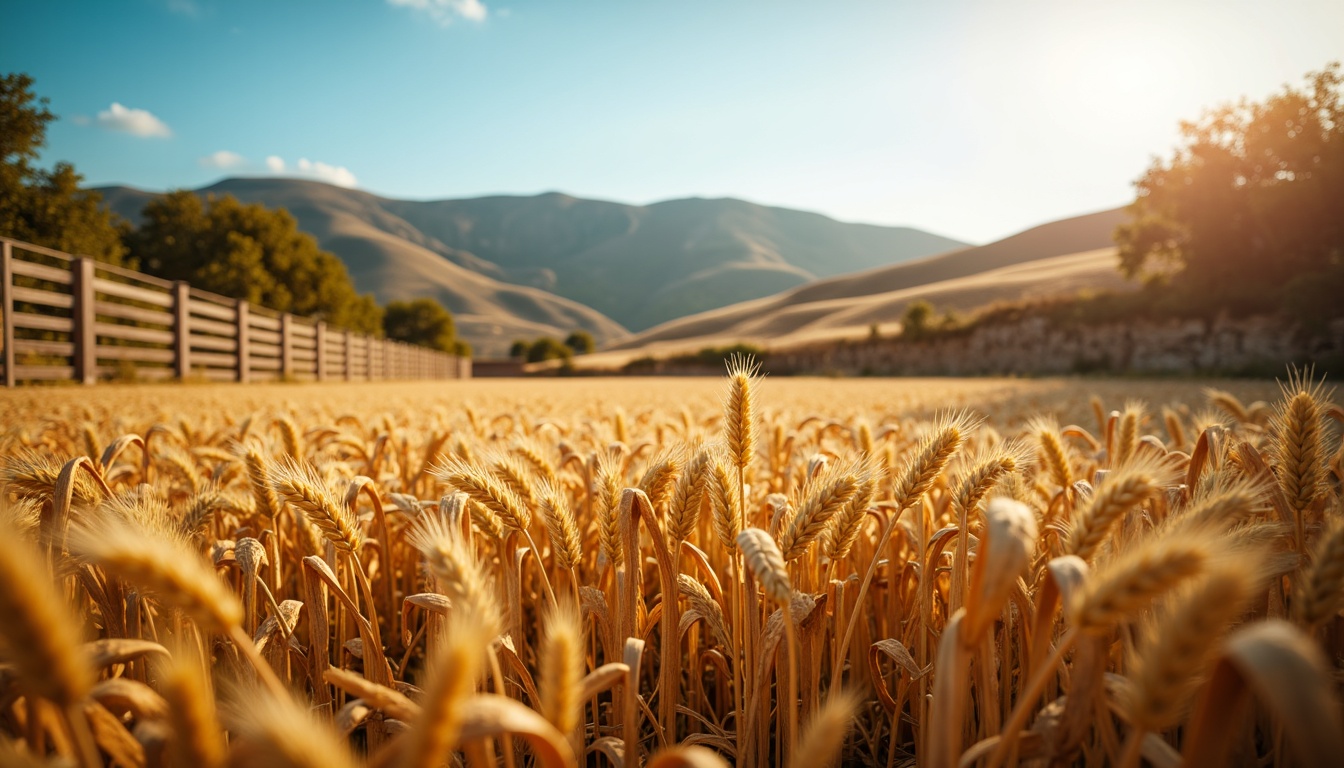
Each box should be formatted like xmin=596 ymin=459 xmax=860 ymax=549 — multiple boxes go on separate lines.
xmin=5 ymin=0 xmax=1342 ymax=242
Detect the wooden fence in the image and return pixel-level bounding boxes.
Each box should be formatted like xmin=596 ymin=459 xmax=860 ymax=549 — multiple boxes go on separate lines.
xmin=0 ymin=237 xmax=470 ymax=385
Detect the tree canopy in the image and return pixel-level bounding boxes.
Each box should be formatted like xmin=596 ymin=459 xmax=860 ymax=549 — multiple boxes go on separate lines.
xmin=1116 ymin=63 xmax=1343 ymax=322
xmin=383 ymin=298 xmax=459 ymax=354
xmin=525 ymin=337 xmax=573 ymax=363
xmin=127 ymin=191 xmax=383 ymax=335
xmin=0 ymin=73 xmax=129 ymax=265
xmin=564 ymin=330 xmax=595 ymax=355
xmin=901 ymin=299 xmax=934 ymax=338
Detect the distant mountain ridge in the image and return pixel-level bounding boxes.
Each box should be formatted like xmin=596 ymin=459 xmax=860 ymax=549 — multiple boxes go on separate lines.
xmin=377 ymin=192 xmax=967 ymax=330
xmin=96 ymin=178 xmax=966 ymax=355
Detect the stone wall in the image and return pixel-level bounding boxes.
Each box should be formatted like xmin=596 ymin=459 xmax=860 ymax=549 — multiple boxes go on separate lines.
xmin=761 ymin=315 xmax=1344 ymax=377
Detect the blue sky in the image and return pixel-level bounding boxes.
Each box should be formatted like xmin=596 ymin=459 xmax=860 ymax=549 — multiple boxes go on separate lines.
xmin=4 ymin=0 xmax=1342 ymax=243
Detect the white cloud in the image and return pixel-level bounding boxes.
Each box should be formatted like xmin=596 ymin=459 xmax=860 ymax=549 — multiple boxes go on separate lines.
xmin=199 ymin=150 xmax=245 ymax=169
xmin=387 ymin=0 xmax=488 ymax=26
xmin=96 ymin=103 xmax=173 ymax=138
xmin=263 ymin=156 xmax=358 ymax=188
xmin=296 ymin=158 xmax=358 ymax=188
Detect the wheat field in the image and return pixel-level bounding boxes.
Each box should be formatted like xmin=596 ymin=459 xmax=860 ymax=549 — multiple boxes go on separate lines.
xmin=1 ymin=371 xmax=1340 ymax=768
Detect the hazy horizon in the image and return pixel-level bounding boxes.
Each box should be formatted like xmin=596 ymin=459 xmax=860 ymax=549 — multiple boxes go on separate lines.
xmin=4 ymin=0 xmax=1343 ymax=243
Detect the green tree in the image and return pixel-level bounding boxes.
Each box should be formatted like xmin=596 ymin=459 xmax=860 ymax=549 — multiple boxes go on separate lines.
xmin=127 ymin=191 xmax=383 ymax=334
xmin=1116 ymin=63 xmax=1344 ymax=315
xmin=509 ymin=339 xmax=529 ymax=359
xmin=902 ymin=299 xmax=934 ymax=338
xmin=564 ymin=330 xmax=595 ymax=355
xmin=526 ymin=337 xmax=572 ymax=363
xmin=383 ymin=298 xmax=457 ymax=353
xmin=0 ymin=73 xmax=129 ymax=264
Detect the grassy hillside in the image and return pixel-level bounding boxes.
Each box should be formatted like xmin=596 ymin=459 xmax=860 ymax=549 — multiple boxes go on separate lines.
xmin=601 ymin=207 xmax=1130 ymax=357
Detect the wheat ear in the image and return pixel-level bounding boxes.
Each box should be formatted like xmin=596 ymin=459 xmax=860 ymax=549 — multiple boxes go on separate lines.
xmin=539 ymin=600 xmax=584 ymax=737
xmin=1296 ymin=514 xmax=1344 ymax=629
xmin=1066 ymin=458 xmax=1166 ymax=562
xmin=787 ymin=688 xmax=862 ymax=768
xmin=270 ymin=458 xmax=362 ymax=552
xmin=433 ymin=456 xmax=533 ymax=533
xmin=400 ymin=614 xmax=489 ymax=768
xmin=1128 ymin=563 xmax=1259 ymax=733
xmin=738 ymin=527 xmax=792 ymax=602
xmin=225 ymin=688 xmax=358 ymax=768
xmin=538 ymin=479 xmax=582 ymax=571
xmin=722 ymin=353 xmax=759 ymax=474
xmin=779 ymin=461 xmax=860 ymax=561
xmin=161 ymin=650 xmax=225 ymax=768
xmin=407 ymin=512 xmax=502 ymax=639
xmin=667 ymin=447 xmax=711 ymax=547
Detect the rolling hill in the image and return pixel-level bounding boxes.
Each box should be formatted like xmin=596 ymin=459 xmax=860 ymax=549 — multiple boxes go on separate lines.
xmin=97 ymin=180 xmax=628 ymax=357
xmin=97 ymin=178 xmax=965 ymax=355
xmin=378 ymin=193 xmax=966 ymax=330
xmin=597 ymin=207 xmax=1132 ymax=360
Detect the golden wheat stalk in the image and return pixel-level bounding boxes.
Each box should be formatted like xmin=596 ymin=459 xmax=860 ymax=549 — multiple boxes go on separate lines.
xmin=399 ymin=614 xmax=490 ymax=768
xmin=433 ymin=456 xmax=533 ymax=534
xmin=406 ymin=512 xmax=503 ymax=639
xmin=1296 ymin=513 xmax=1344 ymax=629
xmin=779 ymin=461 xmax=860 ymax=562
xmin=538 ymin=478 xmax=582 ymax=571
xmin=1065 ymin=457 xmax=1166 ymax=562
xmin=722 ymin=354 xmax=760 ymax=474
xmin=709 ymin=455 xmax=743 ymax=550
xmin=270 ymin=458 xmax=363 ymax=553
xmin=667 ymin=447 xmax=711 ymax=547
xmin=0 ymin=534 xmax=93 ymax=708
xmin=539 ymin=600 xmax=584 ymax=740
xmin=161 ymin=648 xmax=225 ymax=768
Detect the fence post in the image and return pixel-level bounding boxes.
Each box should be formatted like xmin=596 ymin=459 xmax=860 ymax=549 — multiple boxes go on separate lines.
xmin=280 ymin=313 xmax=293 ymax=380
xmin=2 ymin=242 xmax=14 ymax=387
xmin=315 ymin=321 xmax=327 ymax=382
xmin=235 ymin=300 xmax=250 ymax=384
xmin=72 ymin=257 xmax=96 ymax=385
xmin=173 ymin=281 xmax=191 ymax=380
xmin=343 ymin=329 xmax=353 ymax=381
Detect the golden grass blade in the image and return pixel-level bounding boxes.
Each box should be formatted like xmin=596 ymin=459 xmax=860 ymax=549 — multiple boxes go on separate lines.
xmin=0 ymin=535 xmax=93 ymax=708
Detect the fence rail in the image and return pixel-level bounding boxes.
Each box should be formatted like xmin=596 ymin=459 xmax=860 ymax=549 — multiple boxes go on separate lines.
xmin=0 ymin=237 xmax=470 ymax=385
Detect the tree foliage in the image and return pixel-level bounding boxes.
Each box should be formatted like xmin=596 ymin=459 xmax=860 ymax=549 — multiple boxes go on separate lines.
xmin=383 ymin=298 xmax=459 ymax=354
xmin=1116 ymin=63 xmax=1344 ymax=321
xmin=526 ymin=337 xmax=573 ymax=363
xmin=127 ymin=191 xmax=383 ymax=334
xmin=0 ymin=73 xmax=129 ymax=265
xmin=564 ymin=330 xmax=595 ymax=355
xmin=902 ymin=299 xmax=934 ymax=338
